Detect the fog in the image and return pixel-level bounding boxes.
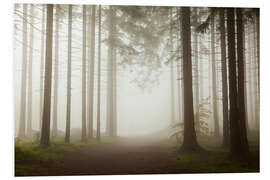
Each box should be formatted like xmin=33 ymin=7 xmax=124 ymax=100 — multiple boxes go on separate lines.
xmin=13 ymin=4 xmax=260 ymax=176
xmin=13 ymin=5 xmax=177 ymax=136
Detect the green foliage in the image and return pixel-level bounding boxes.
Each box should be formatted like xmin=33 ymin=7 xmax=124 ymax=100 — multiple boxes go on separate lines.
xmin=170 ymin=98 xmax=211 ymax=141
xmin=33 ymin=132 xmax=40 ymax=144
xmin=15 ymin=137 xmax=117 ymax=176
xmin=15 ymin=141 xmax=90 ymax=176
xmin=176 ymin=151 xmax=258 ymax=173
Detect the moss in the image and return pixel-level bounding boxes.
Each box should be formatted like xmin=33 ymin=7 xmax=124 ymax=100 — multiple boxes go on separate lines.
xmin=14 ymin=137 xmax=115 ymax=176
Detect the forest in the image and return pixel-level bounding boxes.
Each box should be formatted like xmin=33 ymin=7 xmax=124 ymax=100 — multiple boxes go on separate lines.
xmin=13 ymin=4 xmax=260 ymax=176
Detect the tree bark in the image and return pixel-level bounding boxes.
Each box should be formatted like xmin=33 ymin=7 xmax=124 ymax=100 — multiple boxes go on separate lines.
xmin=170 ymin=8 xmax=176 ymax=125
xmin=81 ymin=5 xmax=87 ymax=142
xmin=193 ymin=8 xmax=200 ymax=133
xmin=253 ymin=14 xmax=259 ymax=131
xmin=210 ymin=15 xmax=219 ymax=137
xmin=220 ymin=9 xmax=229 ymax=148
xmin=27 ymin=4 xmax=34 ymax=137
xmin=236 ymin=8 xmax=249 ymax=153
xmin=40 ymin=4 xmax=54 ymax=146
xmin=106 ymin=6 xmax=117 ymax=136
xmin=52 ymin=5 xmax=59 ymax=140
xmin=227 ymin=8 xmax=244 ymax=156
xmin=40 ymin=5 xmax=45 ymax=131
xmin=179 ymin=7 xmax=201 ymax=152
xmin=18 ymin=4 xmax=28 ymax=138
xmin=65 ymin=5 xmax=72 ymax=143
xmin=96 ymin=5 xmax=102 ymax=141
xmin=88 ymin=5 xmax=96 ymax=139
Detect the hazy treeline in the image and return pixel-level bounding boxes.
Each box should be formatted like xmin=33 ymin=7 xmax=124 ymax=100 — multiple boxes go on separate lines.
xmin=14 ymin=4 xmax=259 ymax=156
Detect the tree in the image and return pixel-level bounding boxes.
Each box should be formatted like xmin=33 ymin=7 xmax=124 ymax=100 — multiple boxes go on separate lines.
xmin=247 ymin=22 xmax=255 ymax=131
xmin=192 ymin=8 xmax=200 ymax=131
xmin=65 ymin=5 xmax=72 ymax=143
xmin=40 ymin=4 xmax=54 ymax=146
xmin=27 ymin=4 xmax=34 ymax=137
xmin=106 ymin=6 xmax=118 ymax=136
xmin=96 ymin=5 xmax=102 ymax=141
xmin=236 ymin=8 xmax=249 ymax=153
xmin=227 ymin=8 xmax=245 ymax=156
xmin=52 ymin=5 xmax=60 ymax=139
xmin=210 ymin=14 xmax=219 ymax=137
xmin=40 ymin=5 xmax=45 ymax=130
xmin=81 ymin=5 xmax=87 ymax=142
xmin=18 ymin=4 xmax=28 ymax=138
xmin=88 ymin=5 xmax=96 ymax=139
xmin=179 ymin=7 xmax=201 ymax=152
xmin=253 ymin=14 xmax=259 ymax=130
xmin=219 ymin=8 xmax=229 ymax=148
xmin=169 ymin=8 xmax=176 ymax=125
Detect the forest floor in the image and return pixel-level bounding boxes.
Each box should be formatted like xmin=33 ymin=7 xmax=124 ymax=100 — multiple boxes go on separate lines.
xmin=15 ymin=135 xmax=259 ymax=176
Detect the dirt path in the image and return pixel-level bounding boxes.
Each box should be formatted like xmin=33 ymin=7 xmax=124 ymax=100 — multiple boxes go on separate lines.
xmin=38 ymin=136 xmax=193 ymax=176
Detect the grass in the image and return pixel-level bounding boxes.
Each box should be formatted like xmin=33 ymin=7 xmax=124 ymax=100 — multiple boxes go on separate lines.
xmin=173 ymin=135 xmax=259 ymax=173
xmin=15 ymin=137 xmax=116 ymax=176
xmin=175 ymin=151 xmax=259 ymax=173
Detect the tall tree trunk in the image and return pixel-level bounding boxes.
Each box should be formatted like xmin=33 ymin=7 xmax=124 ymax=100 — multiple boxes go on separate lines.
xmin=210 ymin=15 xmax=219 ymax=137
xmin=40 ymin=4 xmax=54 ymax=146
xmin=255 ymin=9 xmax=260 ymax=107
xmin=247 ymin=23 xmax=255 ymax=130
xmin=96 ymin=5 xmax=102 ymax=141
xmin=193 ymin=8 xmax=200 ymax=133
xmin=236 ymin=8 xmax=249 ymax=153
xmin=106 ymin=6 xmax=114 ymax=136
xmin=227 ymin=8 xmax=244 ymax=156
xmin=177 ymin=7 xmax=183 ymax=123
xmin=220 ymin=9 xmax=229 ymax=148
xmin=179 ymin=7 xmax=201 ymax=152
xmin=112 ymin=50 xmax=117 ymax=137
xmin=52 ymin=5 xmax=59 ymax=140
xmin=40 ymin=5 xmax=45 ymax=130
xmin=81 ymin=5 xmax=87 ymax=142
xmin=18 ymin=4 xmax=28 ymax=138
xmin=111 ymin=14 xmax=118 ymax=137
xmin=170 ymin=8 xmax=175 ymax=125
xmin=65 ymin=5 xmax=72 ymax=143
xmin=199 ymin=34 xmax=204 ymax=104
xmin=88 ymin=5 xmax=96 ymax=139
xmin=27 ymin=5 xmax=34 ymax=138
xmin=253 ymin=14 xmax=259 ymax=131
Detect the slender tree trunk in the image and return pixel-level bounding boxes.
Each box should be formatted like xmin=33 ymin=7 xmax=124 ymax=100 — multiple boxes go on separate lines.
xmin=247 ymin=23 xmax=255 ymax=130
xmin=255 ymin=9 xmax=260 ymax=105
xmin=106 ymin=6 xmax=114 ymax=136
xmin=88 ymin=5 xmax=96 ymax=139
xmin=27 ymin=5 xmax=34 ymax=138
xmin=179 ymin=7 xmax=201 ymax=152
xmin=177 ymin=7 xmax=183 ymax=123
xmin=236 ymin=8 xmax=249 ymax=153
xmin=243 ymin=21 xmax=250 ymax=134
xmin=52 ymin=5 xmax=59 ymax=139
xmin=18 ymin=4 xmax=28 ymax=138
xmin=170 ymin=8 xmax=175 ymax=125
xmin=199 ymin=33 xmax=204 ymax=104
xmin=112 ymin=51 xmax=117 ymax=137
xmin=40 ymin=4 xmax=54 ymax=146
xmin=81 ymin=5 xmax=87 ymax=142
xmin=96 ymin=5 xmax=101 ymax=141
xmin=211 ymin=15 xmax=219 ymax=137
xmin=193 ymin=8 xmax=200 ymax=133
xmin=253 ymin=14 xmax=259 ymax=131
xmin=220 ymin=9 xmax=229 ymax=148
xmin=40 ymin=5 xmax=45 ymax=131
xmin=227 ymin=8 xmax=244 ymax=156
xmin=65 ymin=5 xmax=72 ymax=143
